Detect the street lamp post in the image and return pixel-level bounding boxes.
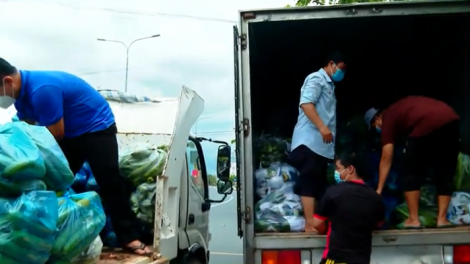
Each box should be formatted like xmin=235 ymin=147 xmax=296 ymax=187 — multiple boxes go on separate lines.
xmin=194 ymin=116 xmax=212 ymax=136
xmin=97 ymin=34 xmax=161 ymax=93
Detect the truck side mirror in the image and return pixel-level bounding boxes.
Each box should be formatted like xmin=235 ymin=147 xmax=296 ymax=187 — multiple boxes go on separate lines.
xmin=216 ymin=145 xmax=231 ymax=181
xmin=216 ymin=180 xmax=233 ymax=195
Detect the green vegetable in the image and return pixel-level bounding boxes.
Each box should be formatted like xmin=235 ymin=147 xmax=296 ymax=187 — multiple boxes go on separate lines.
xmin=50 ymin=192 xmax=105 ymax=264
xmin=119 ymin=144 xmax=167 ymax=187
xmin=455 ymin=153 xmax=470 ymax=192
xmin=130 ymin=183 xmax=156 ymax=226
xmin=255 ymin=210 xmax=291 ymax=232
xmin=0 ymin=191 xmax=58 ymax=264
xmin=0 ymin=179 xmax=46 ymax=197
xmin=395 ymin=203 xmax=437 ymax=228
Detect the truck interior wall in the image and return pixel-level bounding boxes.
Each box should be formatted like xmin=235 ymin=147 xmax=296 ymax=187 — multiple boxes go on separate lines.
xmin=249 ymin=13 xmax=470 ymax=155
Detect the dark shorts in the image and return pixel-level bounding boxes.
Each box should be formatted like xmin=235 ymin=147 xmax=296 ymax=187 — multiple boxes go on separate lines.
xmin=287 ymin=145 xmax=332 ymax=199
xmin=403 ymin=120 xmax=460 ymax=195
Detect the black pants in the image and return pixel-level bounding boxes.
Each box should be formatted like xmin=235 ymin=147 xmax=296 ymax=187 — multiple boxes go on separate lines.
xmin=288 ymin=145 xmax=331 ymax=199
xmin=403 ymin=120 xmax=460 ymax=195
xmin=59 ymin=123 xmax=139 ymax=245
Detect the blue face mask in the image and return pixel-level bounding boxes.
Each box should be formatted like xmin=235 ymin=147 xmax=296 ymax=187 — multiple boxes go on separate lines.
xmin=331 ymin=65 xmax=345 ymax=82
xmin=334 ymin=170 xmax=345 ymax=184
xmin=376 ymin=127 xmax=381 ymax=134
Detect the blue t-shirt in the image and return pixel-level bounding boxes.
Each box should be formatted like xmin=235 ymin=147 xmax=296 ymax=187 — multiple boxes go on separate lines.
xmin=15 ymin=70 xmax=115 ymax=138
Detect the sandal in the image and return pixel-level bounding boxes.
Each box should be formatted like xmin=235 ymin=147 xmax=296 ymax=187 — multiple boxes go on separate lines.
xmin=125 ymin=242 xmax=154 ymax=257
xmin=396 ymin=221 xmax=423 ymax=230
xmin=436 ymin=223 xmax=457 ymax=229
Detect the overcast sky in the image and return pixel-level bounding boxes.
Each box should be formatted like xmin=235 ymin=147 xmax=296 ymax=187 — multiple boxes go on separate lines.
xmin=0 ymin=0 xmax=290 ymax=174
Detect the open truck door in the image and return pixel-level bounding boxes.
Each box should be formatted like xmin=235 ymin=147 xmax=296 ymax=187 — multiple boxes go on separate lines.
xmin=97 ymin=86 xmax=204 ymax=264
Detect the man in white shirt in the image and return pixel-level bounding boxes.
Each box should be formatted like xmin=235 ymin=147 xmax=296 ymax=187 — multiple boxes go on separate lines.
xmin=288 ymin=52 xmax=348 ymax=232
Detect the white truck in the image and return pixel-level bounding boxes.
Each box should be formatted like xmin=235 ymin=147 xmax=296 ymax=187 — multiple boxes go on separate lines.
xmin=233 ymin=1 xmax=470 ymax=264
xmin=93 ymin=86 xmax=233 ymax=264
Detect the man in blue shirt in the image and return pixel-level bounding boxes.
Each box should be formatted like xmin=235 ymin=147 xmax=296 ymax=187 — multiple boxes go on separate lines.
xmin=288 ymin=52 xmax=347 ymax=233
xmin=0 ymin=58 xmax=152 ymax=256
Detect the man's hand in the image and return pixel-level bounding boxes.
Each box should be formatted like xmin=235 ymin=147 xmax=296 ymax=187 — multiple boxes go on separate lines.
xmin=376 ymin=189 xmax=382 ymax=195
xmin=320 ymin=126 xmax=333 ymax=143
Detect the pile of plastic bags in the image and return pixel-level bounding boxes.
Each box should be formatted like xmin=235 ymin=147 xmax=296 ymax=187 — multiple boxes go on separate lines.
xmin=49 ymin=192 xmax=105 ymax=264
xmin=0 ymin=124 xmax=47 ymax=196
xmin=120 ymin=143 xmax=168 ymax=235
xmin=72 ymin=163 xmax=118 ymax=248
xmin=447 ymin=192 xmax=470 ymax=225
xmin=253 ymin=135 xmax=305 ymax=233
xmin=130 ymin=183 xmax=156 ymax=226
xmin=0 ymin=191 xmax=58 ymax=264
xmin=0 ymin=120 xmax=106 ymax=264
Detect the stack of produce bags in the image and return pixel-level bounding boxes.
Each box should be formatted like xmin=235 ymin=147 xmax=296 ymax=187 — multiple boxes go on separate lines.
xmin=0 ymin=123 xmax=47 ymax=196
xmin=119 ymin=143 xmax=168 ymax=236
xmin=253 ymin=134 xmax=304 ymax=232
xmin=0 ymin=120 xmax=106 ymax=264
xmin=448 ymin=153 xmax=470 ymax=225
xmin=0 ymin=191 xmax=58 ymax=264
xmin=48 ymin=192 xmax=105 ymax=264
xmin=71 ymin=236 xmax=103 ymax=264
xmin=72 ymin=163 xmax=118 ymax=248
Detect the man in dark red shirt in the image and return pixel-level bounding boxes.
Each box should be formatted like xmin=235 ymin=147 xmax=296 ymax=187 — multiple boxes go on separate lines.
xmin=314 ymin=152 xmax=384 ymax=264
xmin=365 ymin=96 xmax=460 ymax=229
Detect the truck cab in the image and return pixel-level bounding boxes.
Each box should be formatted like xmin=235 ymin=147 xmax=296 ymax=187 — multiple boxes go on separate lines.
xmin=96 ymin=86 xmax=233 ymax=264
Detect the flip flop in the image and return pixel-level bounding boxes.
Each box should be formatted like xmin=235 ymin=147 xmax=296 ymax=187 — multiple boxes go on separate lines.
xmin=396 ymin=222 xmax=423 ymax=230
xmin=124 ymin=242 xmax=155 ymax=257
xmin=436 ymin=223 xmax=457 ymax=228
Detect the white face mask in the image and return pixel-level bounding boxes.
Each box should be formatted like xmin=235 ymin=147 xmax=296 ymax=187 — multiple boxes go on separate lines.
xmin=0 ymin=79 xmax=16 ymax=109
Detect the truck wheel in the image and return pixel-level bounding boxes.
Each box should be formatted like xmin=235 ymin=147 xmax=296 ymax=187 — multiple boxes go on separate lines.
xmin=187 ymin=258 xmax=204 ymax=264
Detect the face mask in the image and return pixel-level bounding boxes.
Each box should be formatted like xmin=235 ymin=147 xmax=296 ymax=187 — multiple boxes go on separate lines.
xmin=376 ymin=127 xmax=381 ymax=134
xmin=334 ymin=169 xmax=345 ymax=184
xmin=0 ymin=79 xmax=15 ymax=109
xmin=331 ymin=64 xmax=345 ymax=82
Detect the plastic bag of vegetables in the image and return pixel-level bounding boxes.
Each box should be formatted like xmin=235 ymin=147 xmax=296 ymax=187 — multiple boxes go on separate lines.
xmin=131 ymin=183 xmax=156 ymax=225
xmin=455 ymin=153 xmax=470 ymax=192
xmin=254 ymin=135 xmax=290 ymax=168
xmin=72 ymin=162 xmax=94 ymax=193
xmin=49 ymin=191 xmax=106 ymax=264
xmin=447 ymin=192 xmax=470 ymax=225
xmin=255 ymin=163 xmax=299 ymax=199
xmin=0 ymin=123 xmax=45 ymax=188
xmin=395 ymin=203 xmax=437 ymax=228
xmin=71 ymin=236 xmax=103 ymax=264
xmin=254 ymin=184 xmax=304 ymax=232
xmin=19 ymin=123 xmax=74 ymax=192
xmin=0 ymin=191 xmax=58 ymax=264
xmin=0 ymin=179 xmax=47 ymax=197
xmin=119 ymin=144 xmax=167 ymax=187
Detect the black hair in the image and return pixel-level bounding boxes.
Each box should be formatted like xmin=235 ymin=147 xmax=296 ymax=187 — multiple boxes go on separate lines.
xmin=0 ymin=58 xmax=17 ymax=79
xmin=324 ymin=52 xmax=348 ymax=67
xmin=336 ymin=151 xmax=368 ymax=180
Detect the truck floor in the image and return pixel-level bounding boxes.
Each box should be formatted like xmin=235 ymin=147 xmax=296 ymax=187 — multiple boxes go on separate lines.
xmin=255 ymin=225 xmax=470 ymax=238
xmin=98 ymin=247 xmax=168 ymax=264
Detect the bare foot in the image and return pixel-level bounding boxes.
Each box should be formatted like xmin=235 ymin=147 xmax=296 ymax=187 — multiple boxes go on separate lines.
xmin=126 ymin=240 xmax=153 ymax=256
xmin=404 ymin=218 xmax=421 ymax=228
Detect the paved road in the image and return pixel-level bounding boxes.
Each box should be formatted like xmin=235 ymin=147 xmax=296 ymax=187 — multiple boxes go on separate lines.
xmin=208 ymin=187 xmax=243 ymax=264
